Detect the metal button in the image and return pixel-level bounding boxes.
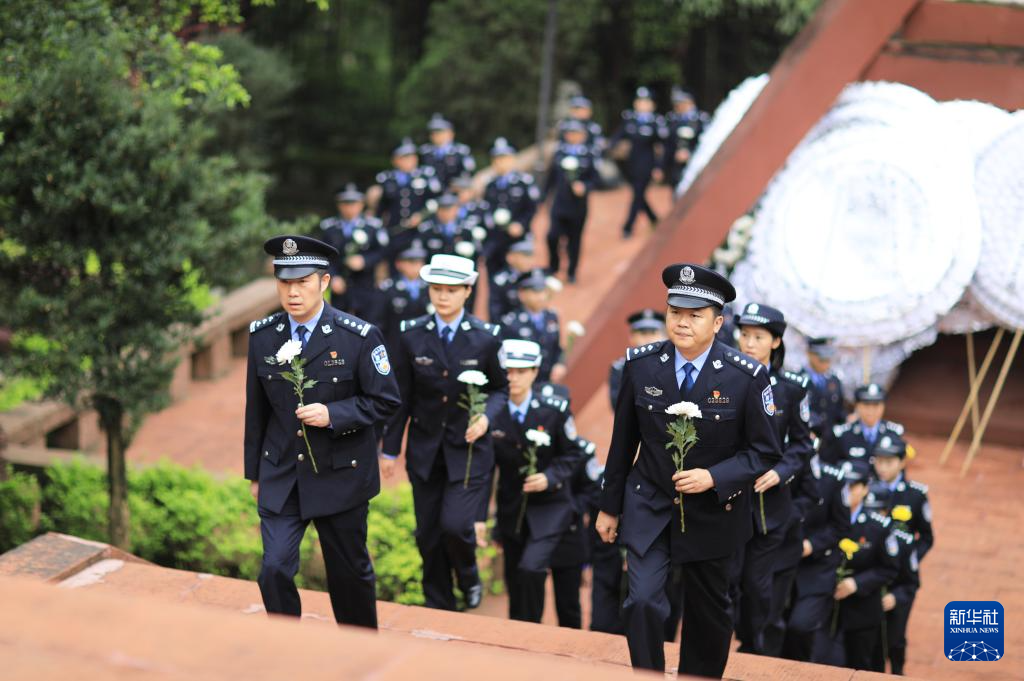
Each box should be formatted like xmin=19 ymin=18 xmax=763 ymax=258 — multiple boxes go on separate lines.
xmin=442 ymin=395 xmax=448 ymax=403
xmin=297 ymin=430 xmax=303 ymax=437
xmin=673 ymin=497 xmax=680 ymax=505
xmin=333 ymin=377 xmax=338 ymax=383
xmin=725 ymin=503 xmax=732 ymax=511
xmin=351 ymin=459 xmax=358 ymax=468
xmin=298 ymin=453 xmax=305 ymax=462
xmin=647 ymin=405 xmax=652 ymax=411
xmin=264 ymin=451 xmax=269 ymax=458
xmin=715 ymin=414 xmax=720 ymax=421
xmin=635 ymin=484 xmax=641 ymax=491
xmin=442 ymin=370 xmax=448 ymax=378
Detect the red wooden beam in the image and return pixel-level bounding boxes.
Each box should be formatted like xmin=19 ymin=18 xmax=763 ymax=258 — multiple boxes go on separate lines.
xmin=866 ymin=52 xmax=1024 ymax=110
xmin=565 ymin=0 xmax=922 ymax=406
xmin=901 ymin=0 xmax=1024 ymax=47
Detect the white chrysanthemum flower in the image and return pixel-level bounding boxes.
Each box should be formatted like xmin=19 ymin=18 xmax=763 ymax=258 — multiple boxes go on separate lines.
xmin=545 ymin=276 xmax=563 ymax=292
xmin=714 ymin=247 xmax=742 ymax=268
xmin=567 ymin=320 xmax=586 ymax=337
xmin=525 ymin=429 xmax=552 ymax=447
xmin=731 ymin=214 xmax=754 ymax=233
xmin=275 ymin=339 xmax=303 ymax=364
xmin=493 ymin=208 xmax=512 ymax=225
xmin=560 ymin=156 xmax=580 ymax=172
xmin=425 ymin=199 xmax=439 ymax=213
xmin=455 ymin=241 xmax=475 ymax=257
xmin=457 ymin=370 xmax=488 ymax=386
xmin=472 ymin=226 xmax=488 ymax=242
xmin=353 ymin=229 xmax=368 ymax=245
xmin=666 ymin=401 xmax=702 ymax=419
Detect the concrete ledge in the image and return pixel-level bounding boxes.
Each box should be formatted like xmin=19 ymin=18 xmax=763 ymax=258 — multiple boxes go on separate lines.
xmin=0 ymin=533 xmax=147 ymax=582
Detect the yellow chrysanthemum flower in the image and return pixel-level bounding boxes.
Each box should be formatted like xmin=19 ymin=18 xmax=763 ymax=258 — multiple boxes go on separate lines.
xmin=838 ymin=538 xmax=860 ymax=561
xmin=891 ymin=505 xmax=913 ymax=522
xmin=906 ymin=444 xmax=916 ymax=460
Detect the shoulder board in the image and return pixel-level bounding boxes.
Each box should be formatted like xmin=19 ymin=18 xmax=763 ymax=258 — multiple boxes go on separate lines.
xmin=364 ymin=216 xmax=383 ymax=229
xmin=908 ymin=480 xmax=929 ymax=494
xmin=833 ymin=422 xmax=852 ymax=437
xmin=400 ymin=315 xmax=431 ymax=333
xmin=494 ymin=271 xmax=509 ymax=285
xmin=500 ymin=311 xmax=516 ymax=325
xmin=884 ymin=420 xmax=905 ymax=435
xmin=782 ymin=370 xmax=810 ymax=389
xmin=468 ymin=316 xmax=501 ymax=336
xmin=249 ymin=313 xmax=282 ymax=334
xmin=521 ymin=173 xmax=535 ymax=183
xmin=420 ymin=166 xmax=436 ymax=177
xmin=621 ymin=110 xmax=634 ymax=120
xmin=725 ymin=350 xmax=762 ymax=377
xmin=319 ymin=217 xmax=336 ymax=231
xmin=379 ymin=278 xmax=394 ymax=291
xmin=455 ymin=143 xmax=470 ymax=154
xmin=893 ymin=529 xmax=915 ymax=544
xmin=334 ymin=312 xmax=372 ymax=337
xmin=625 ymin=341 xmax=664 ymax=362
xmin=543 ymin=396 xmax=568 ymax=412
xmin=870 ymin=512 xmax=892 ymax=527
xmin=821 ymin=463 xmax=843 ymax=479
xmin=375 ymin=171 xmax=388 ymax=184
xmin=418 ymin=143 xmax=432 ymax=153
xmin=612 ymin=357 xmax=625 ymax=370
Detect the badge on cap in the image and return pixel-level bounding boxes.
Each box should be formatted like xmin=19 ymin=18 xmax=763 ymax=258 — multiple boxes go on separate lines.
xmin=679 ymin=266 xmax=695 ymax=285
xmin=869 ymin=384 xmax=879 ymax=396
xmin=747 ymin=303 xmax=759 ymax=314
xmin=282 ymin=238 xmax=298 ymax=256
xmin=880 ymin=436 xmax=891 ymax=448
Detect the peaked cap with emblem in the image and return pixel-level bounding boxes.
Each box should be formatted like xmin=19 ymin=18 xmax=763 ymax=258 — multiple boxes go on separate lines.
xmin=807 ymin=337 xmax=837 ymax=359
xmin=490 ymin=137 xmax=517 ymax=157
xmin=671 ymin=86 xmax=694 ymax=104
xmin=420 ymin=253 xmax=478 ymax=286
xmin=736 ymin=302 xmax=786 ymax=337
xmin=864 ymin=483 xmax=893 ymax=511
xmin=627 ymin=308 xmax=665 ymax=332
xmin=334 ymin=183 xmax=364 ymax=203
xmin=264 ymin=235 xmax=338 ymax=280
xmin=854 ymin=382 xmax=887 ymax=403
xmin=501 ymin=339 xmax=542 ymax=368
xmin=392 ymin=137 xmax=418 ymax=157
xmin=561 ymin=118 xmax=586 ymax=134
xmin=427 ymin=112 xmax=453 ymax=131
xmin=398 ymin=240 xmax=428 ymax=261
xmin=516 ymin=268 xmax=550 ymax=291
xmin=842 ymin=458 xmax=872 ymax=484
xmin=508 ymin=237 xmax=535 ymax=255
xmin=635 ymin=86 xmax=653 ymax=100
xmin=662 ymin=263 xmax=736 ymax=309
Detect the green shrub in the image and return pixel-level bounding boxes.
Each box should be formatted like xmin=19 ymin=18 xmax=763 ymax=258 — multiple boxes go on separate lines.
xmin=0 ymin=467 xmax=42 ymax=552
xmin=368 ymin=484 xmax=424 ymax=605
xmin=39 ymin=458 xmax=108 ymax=542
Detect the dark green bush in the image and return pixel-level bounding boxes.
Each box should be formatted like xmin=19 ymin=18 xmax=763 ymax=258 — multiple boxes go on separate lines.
xmin=0 ymin=467 xmax=42 ymax=550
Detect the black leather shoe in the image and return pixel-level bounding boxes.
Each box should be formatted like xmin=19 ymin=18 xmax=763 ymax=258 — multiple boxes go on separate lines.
xmin=465 ymin=583 xmax=483 ymax=609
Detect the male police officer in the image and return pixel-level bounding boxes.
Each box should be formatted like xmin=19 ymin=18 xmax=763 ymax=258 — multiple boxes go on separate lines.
xmin=320 ymin=184 xmax=389 ymax=324
xmin=804 ymin=338 xmax=847 ymax=438
xmin=607 ymin=87 xmax=668 ymax=238
xmin=245 ymin=235 xmax=401 ymax=629
xmin=609 ymin=309 xmax=667 ymax=408
xmin=543 ymin=120 xmax=598 ymax=284
xmin=419 ymin=113 xmax=475 ymax=189
xmin=595 ymin=263 xmax=781 ymax=677
xmin=375 ymin=138 xmax=443 ymax=264
xmin=483 ymin=137 xmax=540 ymax=276
xmin=382 ymin=254 xmax=508 ymax=611
xmin=663 ymin=87 xmax=707 ymax=190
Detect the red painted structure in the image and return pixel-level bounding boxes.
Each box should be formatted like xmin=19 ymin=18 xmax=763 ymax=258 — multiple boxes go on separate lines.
xmin=567 ymin=0 xmax=1024 ymax=409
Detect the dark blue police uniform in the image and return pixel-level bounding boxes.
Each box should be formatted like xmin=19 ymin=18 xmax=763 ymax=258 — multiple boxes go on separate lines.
xmin=245 ymin=236 xmax=401 ymax=629
xmin=607 ymin=88 xmax=668 ymax=236
xmin=543 ymin=131 xmax=598 ymax=283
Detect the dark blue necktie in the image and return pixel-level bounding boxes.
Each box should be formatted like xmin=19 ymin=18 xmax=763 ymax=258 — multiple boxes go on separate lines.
xmin=680 ymin=362 xmax=696 ymax=393
xmin=295 ymin=325 xmax=309 ymax=349
xmin=441 ymin=326 xmax=453 ymax=345
xmin=515 ymin=410 xmax=525 ymax=424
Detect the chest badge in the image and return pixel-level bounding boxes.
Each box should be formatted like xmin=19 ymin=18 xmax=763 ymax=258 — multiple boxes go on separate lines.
xmin=644 ymin=386 xmax=663 ymax=397
xmin=275 ymin=323 xmax=285 ymax=332
xmin=712 ymin=359 xmax=723 ymax=370
xmin=414 ymin=356 xmax=435 ymax=366
xmin=707 ymin=390 xmax=730 ymax=405
xmin=660 ymin=353 xmax=670 ymax=363
xmin=322 ymin=324 xmax=333 ymax=335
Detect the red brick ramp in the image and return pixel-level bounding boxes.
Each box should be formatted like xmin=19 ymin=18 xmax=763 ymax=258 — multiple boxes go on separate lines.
xmin=1 ymin=533 xmax=908 ymax=681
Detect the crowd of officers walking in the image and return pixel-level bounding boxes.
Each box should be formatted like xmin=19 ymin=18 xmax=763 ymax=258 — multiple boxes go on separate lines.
xmin=248 ymin=88 xmax=933 ymax=678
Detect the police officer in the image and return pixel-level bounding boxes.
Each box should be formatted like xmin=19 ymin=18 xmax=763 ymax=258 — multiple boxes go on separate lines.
xmin=381 ymin=254 xmax=508 ymax=611
xmin=488 ymin=238 xmax=535 ymax=323
xmin=609 ymin=309 xmax=667 ymax=408
xmin=866 ymin=461 xmax=920 ymax=676
xmin=320 ymin=184 xmax=390 ymax=324
xmin=500 ymin=269 xmax=566 ymax=383
xmin=245 ymin=235 xmax=401 ymax=629
xmin=483 ymin=137 xmax=540 ymax=276
xmin=418 ymin=192 xmax=487 ymax=312
xmin=804 ymin=338 xmax=847 ymax=438
xmin=833 ymin=459 xmax=900 ymax=672
xmin=825 ymin=384 xmax=905 ymax=464
xmin=781 ymin=456 xmax=852 ymax=662
xmin=487 ymin=339 xmax=584 ymax=623
xmin=870 ymin=433 xmax=933 ymax=561
xmin=663 ymin=87 xmax=707 ymax=190
xmin=543 ymin=120 xmax=597 ymax=284
xmin=378 ymin=241 xmax=430 ymax=350
xmin=419 ymin=113 xmax=476 ymax=190
xmin=734 ymin=303 xmax=814 ymax=656
xmin=607 ymin=87 xmax=668 ymax=238
xmin=558 ymin=95 xmax=606 ymax=154
xmin=375 ymin=138 xmax=443 ymax=263
xmin=595 ymin=263 xmax=782 ymax=677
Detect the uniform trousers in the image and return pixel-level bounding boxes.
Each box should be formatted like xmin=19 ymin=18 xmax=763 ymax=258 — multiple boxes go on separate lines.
xmin=258 ymin=484 xmax=377 ymax=628
xmin=547 ymin=214 xmax=586 ymax=280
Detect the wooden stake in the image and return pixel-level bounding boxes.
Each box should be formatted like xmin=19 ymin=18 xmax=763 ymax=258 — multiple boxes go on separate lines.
xmin=939 ymin=327 xmax=1005 ymax=465
xmin=861 ymin=346 xmax=872 ymax=384
xmin=960 ymin=327 xmax=1022 ymax=478
xmin=966 ymin=333 xmax=981 ymax=433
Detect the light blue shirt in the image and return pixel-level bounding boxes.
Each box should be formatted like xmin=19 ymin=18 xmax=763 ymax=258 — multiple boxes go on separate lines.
xmin=861 ymin=421 xmax=880 ymax=444
xmin=850 ymin=502 xmax=863 ymax=525
xmin=288 ymin=302 xmax=325 ymax=344
xmin=402 ymin=277 xmax=421 ymax=300
xmin=674 ymin=343 xmax=713 ymax=389
xmin=435 ymin=310 xmax=465 ymax=341
xmin=885 ymin=473 xmax=904 ymax=492
xmin=509 ymin=390 xmax=533 ymax=422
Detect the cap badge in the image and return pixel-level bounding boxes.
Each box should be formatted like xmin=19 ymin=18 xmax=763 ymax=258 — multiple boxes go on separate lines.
xmin=679 ymin=266 xmax=695 ymax=285
xmin=868 ymin=384 xmax=879 ymax=395
xmin=748 ymin=303 xmax=759 ymax=314
xmin=282 ymin=238 xmax=298 ymax=256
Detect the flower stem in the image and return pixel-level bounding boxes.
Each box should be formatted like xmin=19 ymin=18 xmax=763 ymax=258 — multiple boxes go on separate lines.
xmin=298 ymin=400 xmax=318 ymax=474
xmin=678 ymin=493 xmax=685 ymax=533
xmin=759 ymin=491 xmax=767 ymax=535
xmin=463 ymin=441 xmax=474 ymax=489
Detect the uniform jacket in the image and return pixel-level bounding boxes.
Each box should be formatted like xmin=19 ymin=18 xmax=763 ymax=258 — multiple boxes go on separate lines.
xmin=419 ymin=142 xmax=475 ymax=188
xmin=608 ymin=357 xmax=625 ymax=409
xmin=792 ymin=459 xmax=852 ymax=598
xmin=500 ymin=309 xmax=564 ymax=383
xmin=823 ymin=419 xmax=905 ymax=465
xmin=417 ymin=216 xmax=486 ymax=263
xmin=383 ymin=313 xmax=509 ymax=483
xmin=884 ymin=475 xmax=934 ymax=560
xmin=244 ymin=305 xmax=401 ymax=519
xmin=487 ymin=266 xmax=528 ymax=323
xmin=375 ymin=166 xmax=443 ymax=232
xmin=755 ymin=369 xmax=814 ymax=533
xmin=805 ymin=369 xmax=847 ymax=437
xmin=378 ymin=277 xmax=431 ymax=349
xmin=663 ymin=110 xmax=706 ymax=172
xmin=491 ymin=394 xmax=584 ymax=541
xmin=599 ymin=339 xmax=782 ymax=563
xmin=319 ymin=214 xmax=389 ymax=292
xmin=543 ymin=143 xmax=598 ymax=222
xmin=838 ymin=510 xmax=900 ymax=631
xmin=607 ymin=110 xmax=668 ymax=173
xmin=889 ymin=527 xmax=921 ymax=607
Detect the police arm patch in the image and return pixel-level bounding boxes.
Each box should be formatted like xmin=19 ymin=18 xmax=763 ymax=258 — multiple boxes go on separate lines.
xmin=762 ymin=385 xmax=776 ymax=416
xmin=799 ymin=394 xmax=810 ymax=423
xmin=885 ymin=532 xmax=899 ymax=557
xmin=371 ymin=344 xmax=391 ymax=375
